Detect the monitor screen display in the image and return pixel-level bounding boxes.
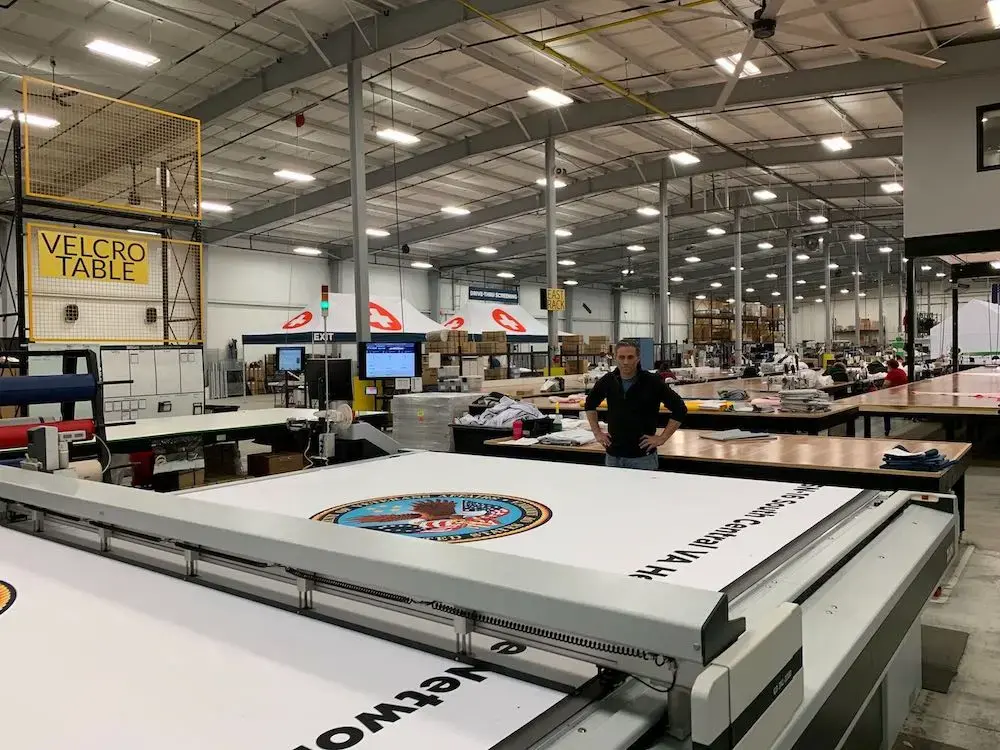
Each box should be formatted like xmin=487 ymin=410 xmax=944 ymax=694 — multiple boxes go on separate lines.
xmin=276 ymin=346 xmax=305 ymax=372
xmin=304 ymin=358 xmax=354 ymax=407
xmin=360 ymin=342 xmax=422 ymax=379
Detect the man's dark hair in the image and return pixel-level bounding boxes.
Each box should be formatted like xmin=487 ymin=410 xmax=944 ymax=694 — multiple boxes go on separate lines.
xmin=615 ymin=339 xmax=639 ymax=354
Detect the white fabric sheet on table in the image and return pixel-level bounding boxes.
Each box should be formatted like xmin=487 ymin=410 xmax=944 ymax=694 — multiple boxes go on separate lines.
xmin=537 ymin=429 xmax=596 ymax=446
xmin=455 ymin=397 xmax=544 ymax=428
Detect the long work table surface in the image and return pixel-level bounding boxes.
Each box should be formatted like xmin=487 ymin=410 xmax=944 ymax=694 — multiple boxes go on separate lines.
xmin=671 ymin=377 xmax=853 ymax=399
xmin=483 ymin=432 xmax=971 ymax=527
xmin=517 ymin=395 xmax=860 ymax=435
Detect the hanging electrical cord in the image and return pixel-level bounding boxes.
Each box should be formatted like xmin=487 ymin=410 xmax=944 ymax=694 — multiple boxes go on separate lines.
xmin=386 ymin=53 xmax=408 ymax=328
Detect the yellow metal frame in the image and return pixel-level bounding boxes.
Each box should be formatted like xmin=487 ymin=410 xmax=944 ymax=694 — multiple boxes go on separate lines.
xmin=24 ymin=220 xmax=204 ymax=345
xmin=20 ymin=77 xmax=203 ymax=222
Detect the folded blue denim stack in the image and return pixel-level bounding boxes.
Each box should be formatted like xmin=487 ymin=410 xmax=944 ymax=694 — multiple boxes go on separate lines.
xmin=880 ymin=445 xmax=955 ymax=472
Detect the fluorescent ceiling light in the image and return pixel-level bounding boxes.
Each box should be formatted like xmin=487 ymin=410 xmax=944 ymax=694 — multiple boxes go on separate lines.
xmin=127 ymin=229 xmax=159 ymax=236
xmin=0 ymin=110 xmax=59 ymax=128
xmin=991 ymin=0 xmax=1000 ymax=29
xmin=815 ymin=298 xmax=823 ymax=303
xmin=902 ymin=258 xmax=909 ymax=263
xmin=991 ymin=260 xmax=1000 ymax=270
xmin=410 ymin=261 xmax=434 ymax=269
xmin=274 ymin=169 xmax=315 ymax=182
xmin=536 ymin=177 xmax=567 ymax=188
xmin=685 ymin=256 xmax=701 ymax=263
xmin=626 ymin=244 xmax=645 ymax=252
xmin=528 ymin=87 xmax=573 ymax=107
xmin=201 ymin=201 xmax=232 ymax=214
xmin=746 ymin=287 xmax=755 ymax=293
xmin=727 ymin=298 xmax=736 ymax=303
xmin=753 ymin=189 xmax=777 ymax=201
xmin=878 ymin=246 xmax=893 ymax=254
xmin=920 ymin=264 xmax=932 ymax=271
xmin=564 ymin=279 xmax=578 ymax=286
xmin=555 ymin=229 xmax=572 ymax=238
xmin=795 ymin=295 xmax=804 ymax=300
xmin=670 ymin=276 xmax=684 ymax=282
xmin=935 ymin=272 xmax=946 ymax=278
xmin=707 ymin=227 xmax=726 ymax=236
xmin=820 ymin=284 xmax=827 ymax=289
xmin=730 ymin=266 xmax=744 ymax=271
xmin=557 ymin=259 xmax=576 ymax=266
xmin=851 ymin=270 xmax=861 ymax=276
xmin=758 ymin=241 xmax=774 ymax=250
xmin=848 ymin=232 xmax=865 ymax=241
xmin=621 ymin=269 xmax=634 ymax=276
xmin=441 ymin=206 xmax=470 ymax=216
xmin=475 ymin=246 xmax=498 ymax=255
xmin=376 ymin=128 xmax=420 ymax=145
xmin=766 ymin=272 xmax=778 ymax=279
xmin=828 ymin=263 xmax=839 ymax=269
xmin=881 ymin=181 xmax=904 ymax=194
xmin=669 ymin=151 xmax=700 ymax=166
xmin=696 ymin=294 xmax=707 ymax=300
xmin=796 ymin=253 xmax=809 ymax=261
xmin=859 ymin=292 xmax=867 ymax=297
xmin=86 ymin=39 xmax=159 ymax=67
xmin=366 ymin=228 xmax=390 ymax=237
xmin=636 ymin=206 xmax=659 ymax=217
xmin=716 ymin=53 xmax=761 ymax=77
xmin=809 ymin=215 xmax=829 ymax=225
xmin=840 ymin=288 xmax=850 ymax=294
xmin=293 ymin=247 xmax=322 ymax=256
xmin=771 ymin=291 xmax=780 ymax=297
xmin=710 ymin=281 xmax=723 ymax=288
xmin=821 ymin=136 xmax=852 ymax=152
xmin=796 ymin=279 xmax=806 ymax=285
xmin=497 ymin=271 xmax=516 ymax=279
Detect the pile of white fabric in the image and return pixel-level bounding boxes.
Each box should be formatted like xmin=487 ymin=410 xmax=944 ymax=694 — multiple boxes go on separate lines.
xmin=538 ymin=429 xmax=596 ymax=446
xmin=455 ymin=396 xmax=544 ymax=428
xmin=779 ymin=389 xmax=832 ymax=412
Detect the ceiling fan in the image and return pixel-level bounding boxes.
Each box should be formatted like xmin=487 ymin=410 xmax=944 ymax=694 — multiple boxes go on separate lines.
xmin=670 ymin=0 xmax=946 ymax=112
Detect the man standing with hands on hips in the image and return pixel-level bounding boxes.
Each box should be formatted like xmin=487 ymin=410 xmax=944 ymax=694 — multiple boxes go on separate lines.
xmin=584 ymin=340 xmax=687 ymax=470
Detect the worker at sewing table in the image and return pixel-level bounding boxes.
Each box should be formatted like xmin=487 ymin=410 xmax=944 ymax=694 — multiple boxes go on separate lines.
xmin=584 ymin=339 xmax=687 ymax=470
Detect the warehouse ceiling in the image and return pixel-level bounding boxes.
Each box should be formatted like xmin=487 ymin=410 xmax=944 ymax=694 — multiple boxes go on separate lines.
xmin=0 ymin=0 xmax=997 ymax=303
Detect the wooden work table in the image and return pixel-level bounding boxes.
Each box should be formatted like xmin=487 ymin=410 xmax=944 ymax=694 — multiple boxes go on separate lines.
xmin=513 ymin=394 xmax=860 ymax=436
xmin=838 ymin=370 xmax=1000 ymax=439
xmin=483 ymin=432 xmax=971 ymax=529
xmin=671 ymin=377 xmax=853 ymax=399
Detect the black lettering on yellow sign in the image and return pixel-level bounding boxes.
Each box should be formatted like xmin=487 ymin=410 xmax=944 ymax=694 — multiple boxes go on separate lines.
xmin=37 ymin=229 xmax=150 ymax=284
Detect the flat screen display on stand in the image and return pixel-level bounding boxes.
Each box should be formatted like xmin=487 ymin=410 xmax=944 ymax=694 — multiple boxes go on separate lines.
xmin=305 ymin=358 xmax=354 ymax=409
xmin=359 ymin=342 xmax=422 ymax=379
xmin=276 ymin=346 xmax=305 ymax=372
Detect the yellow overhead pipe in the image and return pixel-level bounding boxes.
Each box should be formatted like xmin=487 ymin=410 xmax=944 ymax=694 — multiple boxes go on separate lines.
xmin=543 ymin=0 xmax=718 ymax=45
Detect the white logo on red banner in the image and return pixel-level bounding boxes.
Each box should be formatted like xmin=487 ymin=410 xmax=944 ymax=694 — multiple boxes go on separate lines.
xmin=492 ymin=308 xmax=526 ymax=333
xmin=443 ymin=317 xmax=465 ymax=330
xmin=282 ymin=310 xmax=313 ymax=330
xmin=370 ymin=302 xmax=403 ymax=331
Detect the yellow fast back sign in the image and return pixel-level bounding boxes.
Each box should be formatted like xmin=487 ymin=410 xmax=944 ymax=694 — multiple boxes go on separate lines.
xmin=37 ymin=229 xmax=150 ymax=284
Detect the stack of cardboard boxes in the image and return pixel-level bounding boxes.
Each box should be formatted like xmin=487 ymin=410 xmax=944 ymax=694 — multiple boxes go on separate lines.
xmin=561 ymin=334 xmax=585 ymax=374
xmin=585 ymin=335 xmax=610 ymax=355
xmin=426 ymin=329 xmax=466 ymax=355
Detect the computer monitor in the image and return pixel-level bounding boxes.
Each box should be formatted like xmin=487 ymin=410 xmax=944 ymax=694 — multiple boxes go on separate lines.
xmin=359 ymin=342 xmax=422 ymax=379
xmin=276 ymin=346 xmax=305 ymax=373
xmin=305 ymin=357 xmax=354 ymax=408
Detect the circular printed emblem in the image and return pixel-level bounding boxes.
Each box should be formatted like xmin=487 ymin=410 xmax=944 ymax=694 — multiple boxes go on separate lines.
xmin=311 ymin=493 xmax=551 ymax=543
xmin=0 ymin=581 xmax=16 ymax=616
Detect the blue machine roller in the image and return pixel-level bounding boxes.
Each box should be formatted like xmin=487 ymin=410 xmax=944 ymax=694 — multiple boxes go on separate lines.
xmin=0 ymin=374 xmax=98 ymax=407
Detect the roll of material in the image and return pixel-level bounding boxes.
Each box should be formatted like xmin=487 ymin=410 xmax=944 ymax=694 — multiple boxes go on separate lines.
xmin=0 ymin=419 xmax=95 ymax=449
xmin=0 ymin=374 xmax=97 ymax=407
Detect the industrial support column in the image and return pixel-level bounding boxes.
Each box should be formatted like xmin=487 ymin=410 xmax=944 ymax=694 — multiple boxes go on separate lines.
xmin=905 ymin=254 xmax=916 ymax=382
xmin=348 ymin=58 xmax=370 ymax=342
xmin=611 ymin=288 xmax=622 ymax=343
xmin=822 ymin=236 xmax=832 ymax=354
xmin=785 ymin=229 xmax=793 ymax=351
xmin=658 ymin=173 xmax=670 ymax=356
xmin=736 ymin=206 xmax=743 ymax=367
xmin=544 ymin=138 xmax=558 ymax=363
xmin=951 ymin=277 xmax=960 ymax=372
xmin=878 ymin=272 xmax=885 ymax=349
xmin=564 ymin=285 xmax=574 ymax=333
xmin=853 ymin=250 xmax=861 ymax=349
xmin=734 ymin=207 xmax=743 ymax=367
xmin=897 ymin=260 xmax=903 ymax=334
xmin=428 ymin=270 xmax=441 ymax=324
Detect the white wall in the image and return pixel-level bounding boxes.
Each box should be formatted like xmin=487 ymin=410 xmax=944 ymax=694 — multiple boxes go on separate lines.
xmin=904 ymin=71 xmax=1000 ymax=237
xmin=338 ymin=261 xmax=432 ymax=313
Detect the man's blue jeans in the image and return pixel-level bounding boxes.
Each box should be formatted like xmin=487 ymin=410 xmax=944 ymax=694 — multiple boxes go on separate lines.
xmin=605 ymin=453 xmax=659 ymax=471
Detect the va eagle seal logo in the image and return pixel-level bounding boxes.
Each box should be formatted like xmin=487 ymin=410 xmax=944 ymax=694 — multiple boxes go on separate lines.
xmin=311 ymin=493 xmax=551 ymax=542
xmin=0 ymin=581 xmax=15 ymax=616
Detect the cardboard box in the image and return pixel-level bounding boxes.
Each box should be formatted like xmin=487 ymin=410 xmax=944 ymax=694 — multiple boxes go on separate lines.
xmin=177 ymin=468 xmax=205 ymax=489
xmin=204 ymin=442 xmax=241 ymax=478
xmin=247 ymin=451 xmax=305 ymax=477
xmin=563 ymin=360 xmax=587 ymax=375
xmin=460 ymin=342 xmax=479 ymax=355
xmin=422 ymin=368 xmax=439 ymax=386
xmin=485 ymin=367 xmax=506 ymax=380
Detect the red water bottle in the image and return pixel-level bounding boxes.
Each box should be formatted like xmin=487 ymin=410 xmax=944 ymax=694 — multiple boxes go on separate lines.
xmin=512 ymin=419 xmax=524 ymax=440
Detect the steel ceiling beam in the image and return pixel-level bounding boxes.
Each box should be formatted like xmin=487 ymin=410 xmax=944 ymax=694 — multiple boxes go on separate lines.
xmin=183 ymin=0 xmax=556 ymax=124
xmin=440 ymin=180 xmax=898 ymax=269
xmin=318 ymin=136 xmax=902 ymax=257
xmin=198 ymin=38 xmax=1000 ymax=242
